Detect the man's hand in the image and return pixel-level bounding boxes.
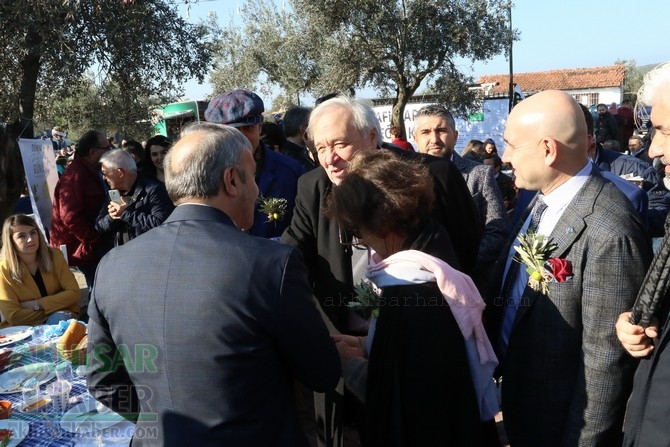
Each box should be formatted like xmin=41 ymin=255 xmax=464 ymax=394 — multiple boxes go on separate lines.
xmin=616 ymin=311 xmax=659 ymax=358
xmin=331 ymin=334 xmax=366 ymax=368
xmin=107 ymin=198 xmax=129 ymax=220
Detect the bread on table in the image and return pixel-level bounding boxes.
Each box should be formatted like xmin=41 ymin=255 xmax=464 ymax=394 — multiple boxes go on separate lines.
xmin=57 ymin=320 xmax=87 ymax=351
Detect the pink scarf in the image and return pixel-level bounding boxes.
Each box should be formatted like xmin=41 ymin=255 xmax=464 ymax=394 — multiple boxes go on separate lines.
xmin=367 ymin=249 xmax=496 ymax=364
xmin=366 ymin=249 xmax=499 ymax=420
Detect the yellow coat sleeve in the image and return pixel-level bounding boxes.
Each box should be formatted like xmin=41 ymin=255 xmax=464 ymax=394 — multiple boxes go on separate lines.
xmin=0 ymin=247 xmax=80 ymax=327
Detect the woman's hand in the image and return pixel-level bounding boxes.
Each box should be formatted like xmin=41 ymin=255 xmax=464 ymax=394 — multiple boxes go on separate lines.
xmin=616 ymin=311 xmax=658 ymax=358
xmin=19 ymin=300 xmax=41 ymax=310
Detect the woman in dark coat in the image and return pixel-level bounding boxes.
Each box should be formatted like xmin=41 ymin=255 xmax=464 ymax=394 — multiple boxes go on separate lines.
xmin=328 ymin=150 xmax=499 ymax=447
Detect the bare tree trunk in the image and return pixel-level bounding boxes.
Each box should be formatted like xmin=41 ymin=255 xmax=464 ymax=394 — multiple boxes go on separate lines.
xmin=17 ymin=28 xmax=43 ymax=138
xmin=0 ymin=29 xmax=43 ymax=225
xmin=0 ymin=127 xmax=25 ymax=227
xmin=392 ymin=87 xmax=410 ymax=140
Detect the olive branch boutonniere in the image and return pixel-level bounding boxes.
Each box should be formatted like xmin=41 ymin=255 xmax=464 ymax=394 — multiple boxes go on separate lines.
xmin=257 ymin=196 xmax=288 ymax=226
xmin=514 ymin=231 xmax=574 ymax=294
xmin=347 ymin=279 xmax=382 ymax=318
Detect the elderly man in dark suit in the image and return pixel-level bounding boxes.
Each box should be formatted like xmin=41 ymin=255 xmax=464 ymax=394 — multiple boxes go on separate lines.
xmin=282 ymin=95 xmax=481 ymax=333
xmin=490 ymin=90 xmax=652 ymax=446
xmin=281 ymin=95 xmax=481 ymax=446
xmin=95 ymin=149 xmax=174 ymax=246
xmin=413 ymin=104 xmax=507 ymax=281
xmin=87 ymin=122 xmax=340 ymax=446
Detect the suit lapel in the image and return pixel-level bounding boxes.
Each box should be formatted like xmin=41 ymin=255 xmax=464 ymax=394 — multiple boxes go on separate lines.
xmin=512 ymin=169 xmax=603 ymax=327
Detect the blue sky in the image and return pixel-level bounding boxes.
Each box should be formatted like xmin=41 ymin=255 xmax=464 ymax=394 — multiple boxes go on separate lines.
xmin=179 ymin=0 xmax=670 ymax=103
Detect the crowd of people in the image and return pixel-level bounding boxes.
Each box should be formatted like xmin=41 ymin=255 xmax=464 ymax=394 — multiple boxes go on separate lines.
xmin=0 ymin=61 xmax=670 ymax=446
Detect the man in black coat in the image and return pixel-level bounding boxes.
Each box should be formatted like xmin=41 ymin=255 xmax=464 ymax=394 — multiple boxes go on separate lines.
xmin=616 ymin=61 xmax=670 ymax=447
xmin=595 ymin=103 xmax=619 ymax=144
xmin=281 ymin=95 xmax=482 ymax=333
xmin=281 ymin=105 xmax=318 ymax=171
xmin=95 ymin=149 xmax=174 ymax=246
xmin=280 ymin=95 xmax=482 ymax=447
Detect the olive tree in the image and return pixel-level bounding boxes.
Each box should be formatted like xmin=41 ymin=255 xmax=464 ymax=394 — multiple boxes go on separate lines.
xmin=0 ymin=0 xmax=212 ymax=221
xmin=211 ymin=0 xmax=514 ymax=137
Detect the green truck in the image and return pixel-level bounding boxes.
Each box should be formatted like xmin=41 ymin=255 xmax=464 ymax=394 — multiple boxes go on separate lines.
xmin=151 ymin=100 xmax=209 ymax=140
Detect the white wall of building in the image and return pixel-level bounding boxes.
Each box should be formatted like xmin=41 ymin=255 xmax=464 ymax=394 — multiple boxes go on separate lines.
xmin=563 ymin=87 xmax=621 ymax=106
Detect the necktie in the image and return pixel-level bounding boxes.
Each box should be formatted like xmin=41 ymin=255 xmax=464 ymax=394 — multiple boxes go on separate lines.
xmin=499 ymin=197 xmax=547 ymax=353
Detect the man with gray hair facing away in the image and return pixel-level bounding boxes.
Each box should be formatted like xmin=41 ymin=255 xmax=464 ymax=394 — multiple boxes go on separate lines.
xmin=95 ymin=148 xmax=174 ymax=246
xmin=87 ymin=122 xmax=341 ymax=446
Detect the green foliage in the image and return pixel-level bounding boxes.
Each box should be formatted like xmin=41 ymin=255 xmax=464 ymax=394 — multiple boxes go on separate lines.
xmin=0 ymin=0 xmax=212 ymax=223
xmin=0 ymin=0 xmax=213 ymax=129
xmin=615 ymin=59 xmax=644 ymax=103
xmin=34 ymin=75 xmax=175 ymax=141
xmin=210 ymin=0 xmax=513 ymax=130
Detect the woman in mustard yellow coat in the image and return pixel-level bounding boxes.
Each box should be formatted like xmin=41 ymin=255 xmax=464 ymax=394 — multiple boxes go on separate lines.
xmin=0 ymin=214 xmax=79 ymax=328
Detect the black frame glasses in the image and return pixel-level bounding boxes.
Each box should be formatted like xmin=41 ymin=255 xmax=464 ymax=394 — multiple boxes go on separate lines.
xmin=338 ymin=226 xmax=366 ymax=250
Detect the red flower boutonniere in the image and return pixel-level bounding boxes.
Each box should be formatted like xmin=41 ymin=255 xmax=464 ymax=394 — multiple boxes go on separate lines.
xmin=515 ymin=231 xmax=567 ymax=294
xmin=546 ymin=257 xmax=573 ymax=283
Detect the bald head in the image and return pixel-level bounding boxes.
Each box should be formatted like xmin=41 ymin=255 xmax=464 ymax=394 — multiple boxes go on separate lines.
xmin=164 ymin=123 xmax=252 ymax=204
xmin=509 ymin=90 xmax=588 ymax=150
xmin=167 ymin=132 xmax=201 ymax=175
xmin=503 ymin=90 xmax=590 ymax=194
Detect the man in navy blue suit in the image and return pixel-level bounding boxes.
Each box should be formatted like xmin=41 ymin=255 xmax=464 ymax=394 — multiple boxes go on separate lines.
xmin=87 ymin=122 xmax=340 ymax=446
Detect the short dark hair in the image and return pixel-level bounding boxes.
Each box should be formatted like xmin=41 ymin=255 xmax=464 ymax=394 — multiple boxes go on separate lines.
xmin=260 ymin=122 xmax=286 ymax=151
xmin=579 ymin=103 xmax=594 ymax=135
xmin=283 ymin=106 xmax=311 ymax=137
xmin=327 ymin=150 xmax=434 ymax=238
xmin=315 ymin=92 xmax=339 ymax=106
xmin=483 ymin=154 xmax=503 ymax=168
xmin=416 ymin=104 xmax=456 ymax=130
xmin=77 ymin=130 xmax=105 ymax=158
xmin=122 ymin=140 xmax=145 ymax=160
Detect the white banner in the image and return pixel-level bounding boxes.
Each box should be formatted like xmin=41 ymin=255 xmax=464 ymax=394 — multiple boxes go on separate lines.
xmin=373 ymin=98 xmax=510 ymax=154
xmin=17 ymin=139 xmax=58 ymax=233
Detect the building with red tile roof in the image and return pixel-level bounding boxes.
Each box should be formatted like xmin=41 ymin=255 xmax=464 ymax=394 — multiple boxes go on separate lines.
xmin=477 ymin=65 xmax=626 ymax=106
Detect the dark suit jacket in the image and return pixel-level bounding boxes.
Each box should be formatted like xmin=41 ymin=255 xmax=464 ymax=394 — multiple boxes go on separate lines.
xmin=251 ymin=144 xmax=305 ymax=238
xmin=451 ymin=153 xmax=507 ymax=267
xmin=496 ymin=169 xmax=652 ymax=446
xmin=281 ymin=140 xmax=318 ymax=171
xmin=87 ymin=204 xmax=341 ymax=447
xmin=281 ymin=147 xmax=481 ymax=332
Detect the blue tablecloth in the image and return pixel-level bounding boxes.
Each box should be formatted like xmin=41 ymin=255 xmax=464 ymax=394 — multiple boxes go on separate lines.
xmin=0 ymin=327 xmax=132 ymax=446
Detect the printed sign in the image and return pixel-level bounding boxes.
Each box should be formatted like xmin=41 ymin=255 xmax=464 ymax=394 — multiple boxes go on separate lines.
xmin=17 ymin=139 xmax=59 ymax=232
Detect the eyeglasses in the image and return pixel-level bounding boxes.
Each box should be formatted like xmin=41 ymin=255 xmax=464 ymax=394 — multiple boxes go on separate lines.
xmin=100 ymin=168 xmax=120 ymax=178
xmin=338 ymin=226 xmax=366 ymax=249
